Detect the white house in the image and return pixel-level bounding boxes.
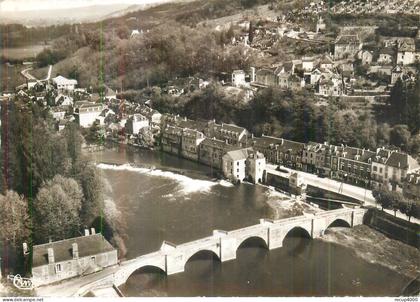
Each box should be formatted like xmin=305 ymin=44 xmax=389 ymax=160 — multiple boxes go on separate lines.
xmin=125 ymin=114 xmax=149 ymax=134
xmin=222 ymin=149 xmax=248 ymax=183
xmin=232 ymin=70 xmax=246 ymax=87
xmin=75 ymin=103 xmax=104 ymax=127
xmin=302 ymin=57 xmax=315 ymax=72
xmin=55 ymin=94 xmax=73 ymax=107
xmin=96 ymin=108 xmax=116 ymax=125
xmin=31 ymin=231 xmax=117 ymax=287
xmin=51 ymin=107 xmax=66 ymax=121
xmin=52 ymin=75 xmax=77 ymax=91
xmin=246 ymin=150 xmax=266 ymax=183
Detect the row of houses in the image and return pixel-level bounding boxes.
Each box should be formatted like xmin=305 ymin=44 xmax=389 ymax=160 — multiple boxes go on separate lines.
xmin=125 ymin=105 xmax=419 ymax=195
xmin=252 ymin=136 xmax=419 ymax=193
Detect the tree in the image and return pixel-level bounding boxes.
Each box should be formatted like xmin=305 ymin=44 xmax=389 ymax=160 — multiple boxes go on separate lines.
xmin=390 ymin=124 xmax=411 ymax=151
xmin=34 ymin=175 xmax=83 ymax=242
xmin=63 ymin=122 xmax=84 ymax=164
xmin=0 ymin=191 xmax=30 ymax=274
xmin=0 ymin=191 xmax=29 ymax=245
xmin=373 ymin=187 xmax=393 ymax=210
xmin=73 ymin=162 xmax=104 ymax=227
xmin=248 ymin=21 xmax=254 ymax=44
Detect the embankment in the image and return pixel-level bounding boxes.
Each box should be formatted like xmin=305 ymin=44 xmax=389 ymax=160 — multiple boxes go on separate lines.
xmin=364 ymin=208 xmax=419 ymax=248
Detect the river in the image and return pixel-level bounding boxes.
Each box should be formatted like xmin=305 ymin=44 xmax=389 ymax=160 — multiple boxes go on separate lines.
xmin=89 ymin=145 xmax=419 ymax=297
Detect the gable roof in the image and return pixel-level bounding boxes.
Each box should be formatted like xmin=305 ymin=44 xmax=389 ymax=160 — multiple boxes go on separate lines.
xmin=32 ymin=234 xmax=115 ymax=267
xmin=224 ymin=148 xmax=250 ymax=161
xmin=335 ymin=35 xmax=361 ymax=45
xmin=386 ymin=152 xmax=419 ymax=170
xmin=52 ymin=75 xmax=77 ymax=85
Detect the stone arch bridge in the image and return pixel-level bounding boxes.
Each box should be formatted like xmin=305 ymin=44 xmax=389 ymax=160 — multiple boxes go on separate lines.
xmin=76 ymin=207 xmax=366 ymax=295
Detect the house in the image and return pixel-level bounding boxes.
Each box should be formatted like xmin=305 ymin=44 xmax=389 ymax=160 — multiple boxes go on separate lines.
xmin=75 ymin=103 xmax=104 ymax=128
xmin=181 ymin=128 xmax=205 ymax=161
xmin=396 ymin=38 xmax=417 ymax=65
xmin=302 ymin=57 xmax=315 ymax=71
xmin=130 ymin=29 xmax=141 ymax=38
xmin=371 ymin=147 xmax=393 ymax=189
xmin=316 ymin=16 xmax=326 ymax=33
xmin=254 ymin=69 xmax=277 ymax=87
xmin=55 ymin=94 xmax=73 ymax=107
xmin=232 ymin=70 xmax=246 ymax=87
xmin=302 ymin=142 xmax=322 ymax=173
xmin=50 ymin=106 xmax=66 ymax=121
xmin=222 ymin=149 xmax=249 ymax=183
xmin=391 ymin=65 xmax=417 ymax=85
xmin=161 ymin=125 xmax=183 ymax=156
xmin=104 ymin=86 xmax=117 ymax=101
xmin=252 ymin=136 xmax=304 ymax=170
xmin=358 ymin=50 xmax=373 ymax=65
xmin=96 ymin=108 xmax=116 ymax=126
xmin=125 ymin=113 xmax=149 ymax=134
xmin=317 ymin=75 xmax=343 ymax=96
xmin=222 ymin=148 xmax=266 ymax=183
xmin=403 ymin=172 xmax=420 ymax=200
xmin=319 ymin=55 xmax=334 ymax=70
xmin=383 ymin=151 xmax=419 ymax=191
xmin=136 ymin=105 xmax=162 ymax=126
xmin=334 ymin=147 xmax=376 ymax=186
xmin=27 ymin=79 xmax=38 ymax=90
xmin=307 ymin=68 xmax=323 ymax=85
xmin=246 ymin=149 xmax=266 ymax=183
xmin=31 ymin=230 xmax=118 ymax=287
xmin=206 ymin=121 xmax=248 ymax=147
xmin=52 ymin=76 xmax=77 ymax=91
xmin=378 ymin=48 xmax=395 ymax=64
xmin=334 ymin=35 xmax=362 ymax=59
xmin=199 ymin=138 xmax=239 ymax=170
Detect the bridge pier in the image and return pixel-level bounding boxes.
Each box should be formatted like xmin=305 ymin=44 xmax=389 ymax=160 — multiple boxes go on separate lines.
xmin=213 ymin=230 xmax=237 ymax=262
xmin=91 ymin=208 xmax=368 ymax=293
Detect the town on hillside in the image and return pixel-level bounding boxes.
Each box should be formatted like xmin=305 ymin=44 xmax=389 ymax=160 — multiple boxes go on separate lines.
xmin=0 ymin=0 xmax=419 ymax=298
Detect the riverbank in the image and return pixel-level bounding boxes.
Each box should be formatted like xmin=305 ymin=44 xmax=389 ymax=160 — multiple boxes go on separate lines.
xmin=321 ymin=225 xmax=420 ymax=282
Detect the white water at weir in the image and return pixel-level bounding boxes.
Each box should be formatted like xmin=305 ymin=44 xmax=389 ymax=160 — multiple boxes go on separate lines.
xmin=96 ymin=163 xmax=233 ymax=194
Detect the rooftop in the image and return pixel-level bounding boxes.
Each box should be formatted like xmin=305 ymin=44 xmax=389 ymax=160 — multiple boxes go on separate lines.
xmin=32 ymin=233 xmax=115 ymax=267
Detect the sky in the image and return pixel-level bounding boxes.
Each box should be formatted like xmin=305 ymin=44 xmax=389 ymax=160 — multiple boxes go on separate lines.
xmin=0 ymin=0 xmax=167 ymax=11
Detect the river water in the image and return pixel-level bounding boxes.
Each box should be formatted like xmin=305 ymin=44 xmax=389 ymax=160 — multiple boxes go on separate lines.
xmin=89 ymin=145 xmax=416 ymax=297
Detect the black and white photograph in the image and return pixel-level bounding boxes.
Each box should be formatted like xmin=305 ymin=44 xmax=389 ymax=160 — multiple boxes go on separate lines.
xmin=0 ymin=0 xmax=419 ymax=300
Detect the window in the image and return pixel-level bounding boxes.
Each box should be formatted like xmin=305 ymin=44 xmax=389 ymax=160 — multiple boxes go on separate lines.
xmin=91 ymin=256 xmax=96 ymax=264
xmin=55 ymin=263 xmax=62 ymax=273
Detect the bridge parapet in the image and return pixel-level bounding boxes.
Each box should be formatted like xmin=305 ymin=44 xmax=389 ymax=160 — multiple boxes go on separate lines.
xmin=93 ymin=207 xmax=368 ymax=292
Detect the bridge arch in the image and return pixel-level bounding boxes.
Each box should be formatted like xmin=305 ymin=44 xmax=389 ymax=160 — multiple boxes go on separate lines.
xmin=120 ymin=263 xmax=167 ymax=286
xmin=282 ymin=225 xmax=312 ymax=245
xmin=326 ymin=218 xmax=351 ymax=229
xmin=183 ymin=249 xmax=221 ymax=271
xmin=236 ymin=236 xmax=269 ymax=251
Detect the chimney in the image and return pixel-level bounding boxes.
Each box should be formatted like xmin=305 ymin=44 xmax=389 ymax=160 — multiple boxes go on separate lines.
xmin=22 ymin=242 xmax=29 ymax=256
xmin=72 ymin=243 xmax=79 ymax=259
xmin=90 ymin=228 xmax=96 ymax=235
xmin=48 ymin=248 xmax=55 ymax=264
xmin=84 ymin=229 xmax=90 ymax=236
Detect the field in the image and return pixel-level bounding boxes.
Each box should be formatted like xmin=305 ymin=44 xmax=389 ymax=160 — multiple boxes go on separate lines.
xmin=1 ymin=44 xmax=48 ymax=60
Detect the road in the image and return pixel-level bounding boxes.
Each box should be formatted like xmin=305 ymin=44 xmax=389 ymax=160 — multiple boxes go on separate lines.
xmin=35 ymin=265 xmax=119 ymax=297
xmin=20 ymin=67 xmax=37 ymax=81
xmin=267 ymin=164 xmax=420 ymax=224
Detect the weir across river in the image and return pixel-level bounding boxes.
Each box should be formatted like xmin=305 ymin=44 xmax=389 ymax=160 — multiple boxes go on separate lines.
xmin=73 ymin=207 xmax=367 ymax=296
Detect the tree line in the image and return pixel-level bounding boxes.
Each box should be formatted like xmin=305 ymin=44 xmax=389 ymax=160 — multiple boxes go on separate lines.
xmin=372 ymin=188 xmax=419 ymax=222
xmin=0 ymin=98 xmax=108 ymax=275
